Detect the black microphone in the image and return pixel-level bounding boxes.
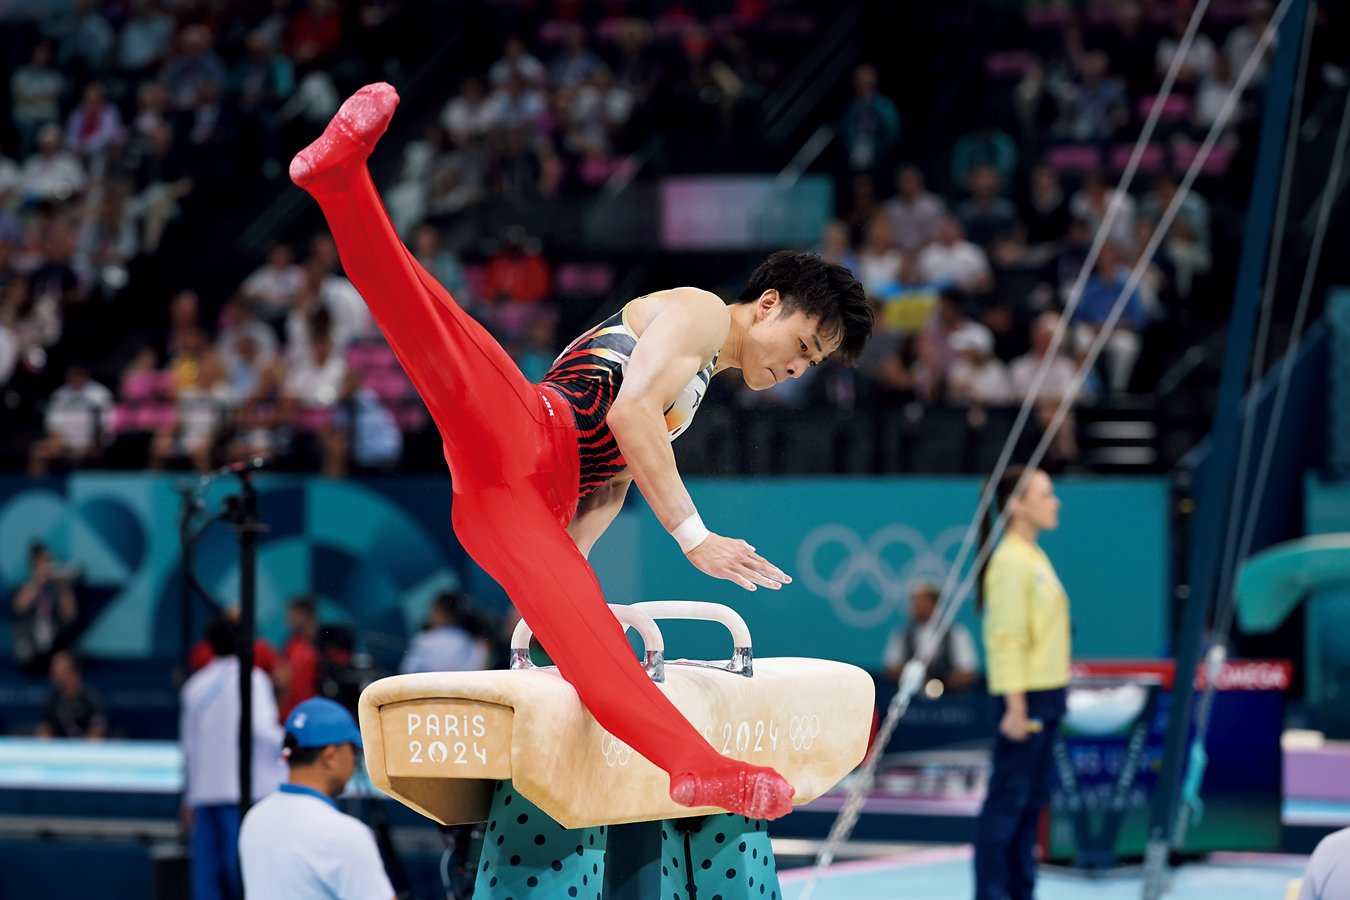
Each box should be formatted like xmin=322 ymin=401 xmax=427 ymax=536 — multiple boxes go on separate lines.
xmin=216 ymin=457 xmax=270 ymax=476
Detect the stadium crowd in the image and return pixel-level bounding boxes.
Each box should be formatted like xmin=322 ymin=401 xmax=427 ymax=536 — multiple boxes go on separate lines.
xmin=0 ymin=0 xmax=1275 ymax=476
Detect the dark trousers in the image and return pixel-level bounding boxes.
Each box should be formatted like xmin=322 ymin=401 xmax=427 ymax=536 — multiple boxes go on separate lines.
xmin=973 ymin=688 xmax=1066 ymax=900
xmin=191 ymin=804 xmax=241 ymax=900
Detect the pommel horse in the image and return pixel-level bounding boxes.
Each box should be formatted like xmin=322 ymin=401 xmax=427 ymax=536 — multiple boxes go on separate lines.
xmin=359 ymin=601 xmax=874 ymax=899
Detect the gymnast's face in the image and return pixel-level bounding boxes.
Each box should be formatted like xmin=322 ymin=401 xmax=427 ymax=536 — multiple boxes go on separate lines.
xmin=742 ymin=290 xmax=840 ymax=391
xmin=1013 ymin=470 xmax=1060 ymax=533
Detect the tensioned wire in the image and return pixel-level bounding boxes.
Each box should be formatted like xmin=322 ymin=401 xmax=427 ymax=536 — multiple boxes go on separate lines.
xmin=797 ymin=2 xmax=1293 ymax=893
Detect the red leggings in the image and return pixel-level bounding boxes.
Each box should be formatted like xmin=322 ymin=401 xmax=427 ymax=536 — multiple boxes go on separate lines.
xmin=303 ymin=165 xmax=735 ymax=786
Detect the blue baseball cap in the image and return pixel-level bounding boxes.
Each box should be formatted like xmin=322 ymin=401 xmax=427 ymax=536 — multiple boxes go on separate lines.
xmin=285 ymin=697 xmax=363 ymax=749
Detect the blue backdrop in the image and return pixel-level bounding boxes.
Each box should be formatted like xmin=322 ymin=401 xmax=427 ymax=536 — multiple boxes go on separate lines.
xmin=0 ymin=474 xmax=1169 ymax=669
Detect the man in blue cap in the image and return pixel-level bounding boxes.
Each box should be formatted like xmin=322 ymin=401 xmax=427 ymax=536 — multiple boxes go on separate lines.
xmin=238 ymin=697 xmax=395 ymax=900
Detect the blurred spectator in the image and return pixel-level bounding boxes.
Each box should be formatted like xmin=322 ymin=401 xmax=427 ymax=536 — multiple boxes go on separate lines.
xmin=163 ymin=25 xmax=229 ymax=110
xmin=325 ymin=369 xmax=403 ymax=475
xmin=180 ymin=613 xmax=285 ymax=900
xmin=29 ymin=365 xmax=112 ymax=475
xmin=1102 ymin=1 xmax=1160 ymax=100
xmin=1012 ymin=60 xmax=1059 ymax=153
xmin=551 ymin=23 xmax=605 ymax=89
xmin=882 ymin=581 xmax=978 ymax=692
xmin=493 ymin=72 xmax=549 ymax=135
xmin=480 ymin=226 xmax=551 ymax=306
xmin=188 ymin=605 xmax=281 ymax=676
xmin=490 ymin=35 xmax=547 ymax=89
xmin=57 ymin=0 xmax=116 ymax=79
xmin=20 ymin=124 xmax=88 ymax=206
xmin=36 ymin=650 xmax=107 ymax=739
xmin=1022 ymin=163 xmax=1071 ymax=252
xmin=1155 ymin=11 xmax=1217 ymax=86
xmin=231 ymin=30 xmax=296 ymax=176
xmin=241 ymin=244 xmax=304 ymax=322
xmin=286 ymin=0 xmax=343 ymax=69
xmin=77 ymin=188 xmax=138 ymax=298
xmin=916 ymin=291 xmax=984 ymax=402
xmin=951 ymin=126 xmax=1018 ymax=192
xmin=117 ymin=0 xmax=176 ymax=81
xmin=817 ymin=219 xmax=860 ymax=274
xmin=1223 ymin=1 xmax=1273 ymax=82
xmin=1139 ymin=172 xmax=1210 ymax=250
xmin=947 ymin=326 xmax=1011 ymax=408
xmin=856 ymin=212 xmax=903 ymax=296
xmin=918 ymin=217 xmax=993 ymax=294
xmin=1160 ymin=216 xmax=1212 ymax=303
xmin=1195 ymin=54 xmax=1240 ymax=135
xmin=217 ymin=296 xmax=278 ymax=368
xmin=400 ymin=592 xmax=491 ymax=674
xmin=411 ymin=224 xmax=471 ymax=307
xmin=11 ymin=542 xmax=79 ymax=674
xmin=1070 ymin=169 xmax=1136 ymax=252
xmin=956 ymin=165 xmax=1019 ymax=250
xmin=1057 ymin=51 xmax=1128 ymax=142
xmin=277 ymin=596 xmax=321 ymax=720
xmin=1297 ymin=826 xmax=1350 ymax=900
xmin=873 ymin=252 xmax=943 ymax=335
xmin=64 ymin=81 xmax=125 ymax=169
xmin=1011 ymin=312 xmax=1084 ymax=463
xmin=512 ymin=312 xmax=557 ymax=384
xmin=844 ymin=173 xmax=882 ymax=245
xmin=10 ymin=42 xmax=65 ymax=157
xmin=1072 ymin=243 xmax=1146 ymax=394
xmin=150 ymin=351 xmax=233 ymax=471
xmin=440 ymin=77 xmax=500 ymax=147
xmin=883 ymin=166 xmax=946 ymax=253
xmin=284 ymin=329 xmax=346 ymax=408
xmin=841 ymin=64 xmax=901 ymax=181
xmin=131 ymin=120 xmax=193 ymax=253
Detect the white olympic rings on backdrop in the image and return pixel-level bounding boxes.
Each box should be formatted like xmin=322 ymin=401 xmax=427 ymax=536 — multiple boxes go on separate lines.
xmin=797 ymin=524 xmax=970 ymax=627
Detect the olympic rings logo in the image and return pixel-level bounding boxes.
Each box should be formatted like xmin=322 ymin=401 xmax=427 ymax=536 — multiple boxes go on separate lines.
xmin=600 ymin=733 xmax=633 ymax=767
xmin=796 ymin=524 xmax=969 ymax=628
xmin=789 ymin=715 xmax=821 ymax=751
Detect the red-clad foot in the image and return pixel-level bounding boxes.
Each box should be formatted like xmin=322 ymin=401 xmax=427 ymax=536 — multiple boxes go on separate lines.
xmin=669 ymin=764 xmax=795 ymax=821
xmin=289 ymin=82 xmax=400 ymax=190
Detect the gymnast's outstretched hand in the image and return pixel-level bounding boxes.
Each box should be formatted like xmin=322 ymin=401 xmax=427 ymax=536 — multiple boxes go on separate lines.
xmin=685 ymin=533 xmax=792 ymax=591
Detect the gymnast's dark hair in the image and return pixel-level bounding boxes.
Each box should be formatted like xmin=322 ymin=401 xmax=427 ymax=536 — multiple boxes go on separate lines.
xmin=976 ymin=466 xmax=1032 ymax=615
xmin=736 ymin=250 xmax=874 ymax=366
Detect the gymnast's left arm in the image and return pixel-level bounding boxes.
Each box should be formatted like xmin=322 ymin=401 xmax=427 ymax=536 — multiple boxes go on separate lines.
xmin=566 ymin=472 xmax=632 ymax=558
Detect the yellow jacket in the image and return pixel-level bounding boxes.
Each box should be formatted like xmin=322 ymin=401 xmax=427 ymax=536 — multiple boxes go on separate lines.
xmin=982 ymin=531 xmax=1071 ymax=695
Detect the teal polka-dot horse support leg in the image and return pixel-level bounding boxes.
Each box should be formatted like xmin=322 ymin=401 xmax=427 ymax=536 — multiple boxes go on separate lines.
xmin=661 ymin=814 xmax=781 ymax=900
xmin=475 ymin=780 xmax=607 ymax=900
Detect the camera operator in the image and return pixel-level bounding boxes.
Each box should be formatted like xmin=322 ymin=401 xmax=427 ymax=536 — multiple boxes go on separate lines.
xmin=11 ymin=542 xmax=79 ymax=675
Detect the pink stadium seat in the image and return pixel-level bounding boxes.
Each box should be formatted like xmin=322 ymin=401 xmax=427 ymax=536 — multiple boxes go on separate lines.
xmin=1138 ymin=94 xmax=1192 ymax=123
xmin=292 ymin=406 xmax=334 ymax=432
xmin=1110 ymin=143 xmax=1166 ymax=174
xmin=394 ymin=407 xmax=429 ymax=431
xmin=1173 ymin=143 xmax=1234 ymax=176
xmin=1026 ymin=5 xmax=1073 ymax=29
xmin=537 ymin=19 xmax=570 ymax=45
xmin=121 ymin=371 xmax=160 ymax=402
xmin=985 ymin=51 xmax=1037 ymax=80
xmin=1045 ymin=144 xmax=1102 ymax=173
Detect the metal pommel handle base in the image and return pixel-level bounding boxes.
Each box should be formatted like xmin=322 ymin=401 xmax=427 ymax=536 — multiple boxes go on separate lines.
xmin=508 ymin=600 xmax=754 ymax=683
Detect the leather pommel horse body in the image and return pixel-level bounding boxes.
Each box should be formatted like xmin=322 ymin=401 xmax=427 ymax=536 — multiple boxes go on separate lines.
xmin=359 ymin=601 xmax=874 ymax=828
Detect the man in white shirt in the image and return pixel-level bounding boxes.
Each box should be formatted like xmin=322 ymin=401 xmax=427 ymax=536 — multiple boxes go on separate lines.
xmin=239 ymin=697 xmax=396 ymax=900
xmin=28 ymin=365 xmax=113 ymax=475
xmin=918 ymin=217 xmax=993 ymax=293
xmin=180 ymin=614 xmax=286 ymax=900
xmin=883 ymin=580 xmax=979 ymax=692
xmin=399 ymin=592 xmax=490 ymax=674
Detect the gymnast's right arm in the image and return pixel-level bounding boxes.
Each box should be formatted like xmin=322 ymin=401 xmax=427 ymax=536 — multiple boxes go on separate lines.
xmin=608 ymin=290 xmax=790 ymax=591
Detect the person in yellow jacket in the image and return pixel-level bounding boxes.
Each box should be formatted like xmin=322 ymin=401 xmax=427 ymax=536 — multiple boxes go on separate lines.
xmin=973 ymin=466 xmax=1071 ymax=900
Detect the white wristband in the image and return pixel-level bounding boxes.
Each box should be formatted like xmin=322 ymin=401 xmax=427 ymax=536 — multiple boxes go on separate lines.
xmin=670 ymin=513 xmax=710 ymax=554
